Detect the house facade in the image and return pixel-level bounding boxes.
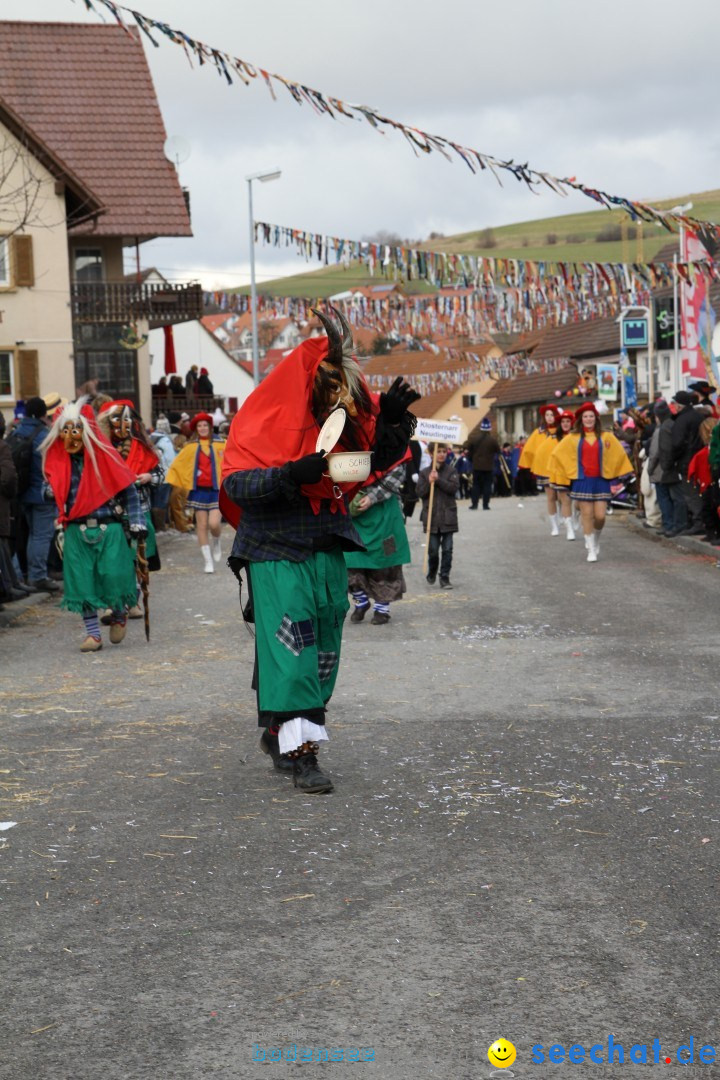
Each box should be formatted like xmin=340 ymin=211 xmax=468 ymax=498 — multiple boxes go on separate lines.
xmin=0 ymin=21 xmax=200 ymax=423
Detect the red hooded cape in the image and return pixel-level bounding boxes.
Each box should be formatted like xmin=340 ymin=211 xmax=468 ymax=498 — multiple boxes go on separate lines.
xmin=125 ymin=438 xmax=161 ymax=476
xmin=43 ymin=409 xmax=138 ymax=525
xmin=220 ymin=337 xmax=379 ymax=528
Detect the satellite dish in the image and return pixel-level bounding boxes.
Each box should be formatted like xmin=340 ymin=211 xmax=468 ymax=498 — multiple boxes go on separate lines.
xmin=163 ymin=136 xmax=191 ymax=168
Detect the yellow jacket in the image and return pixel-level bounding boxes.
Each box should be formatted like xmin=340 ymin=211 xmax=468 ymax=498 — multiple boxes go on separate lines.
xmin=550 ymin=432 xmax=633 ymax=487
xmin=166 ymin=439 xmax=226 ymax=492
xmin=519 ymin=427 xmax=558 ymax=477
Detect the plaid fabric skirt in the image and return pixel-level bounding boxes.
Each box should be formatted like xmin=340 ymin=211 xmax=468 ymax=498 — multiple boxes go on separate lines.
xmin=570 ymin=476 xmax=612 ymax=502
xmin=187 ymin=487 xmax=219 ymax=510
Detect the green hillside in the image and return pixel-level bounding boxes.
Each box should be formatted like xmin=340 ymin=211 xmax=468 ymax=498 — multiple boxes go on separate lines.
xmin=233 ymin=188 xmax=720 ymax=300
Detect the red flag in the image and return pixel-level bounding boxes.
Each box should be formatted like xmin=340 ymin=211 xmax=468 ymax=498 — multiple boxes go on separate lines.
xmin=163 ymin=324 xmax=177 ymax=375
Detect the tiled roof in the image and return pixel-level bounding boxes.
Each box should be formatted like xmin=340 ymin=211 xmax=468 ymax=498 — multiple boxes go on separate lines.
xmin=201 ymin=313 xmax=233 ymax=334
xmin=409 ymin=389 xmax=458 ymax=418
xmin=363 ymin=350 xmax=490 ymax=377
xmin=530 ymin=314 xmax=620 ymax=362
xmin=0 ymin=96 xmax=104 ymax=226
xmin=0 ymin=22 xmax=192 ymax=240
xmin=490 ymin=365 xmax=580 ymax=406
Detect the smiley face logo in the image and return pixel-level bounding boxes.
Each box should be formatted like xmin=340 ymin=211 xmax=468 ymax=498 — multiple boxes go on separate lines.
xmin=487 ymin=1038 xmax=516 ymax=1068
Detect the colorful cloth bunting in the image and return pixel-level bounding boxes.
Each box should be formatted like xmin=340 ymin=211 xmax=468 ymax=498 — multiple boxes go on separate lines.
xmin=82 ymin=0 xmax=720 ymax=238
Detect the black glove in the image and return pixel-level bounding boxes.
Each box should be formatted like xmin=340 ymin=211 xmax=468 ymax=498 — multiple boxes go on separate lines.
xmin=379 ymin=376 xmax=421 ymax=424
xmin=287 ymin=451 xmax=327 ymax=485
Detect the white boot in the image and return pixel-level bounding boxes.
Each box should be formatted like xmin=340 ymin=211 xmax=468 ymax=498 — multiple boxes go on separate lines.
xmin=586 ymin=534 xmax=598 ymax=562
xmin=572 ymin=507 xmax=581 ymax=531
xmin=550 ymin=512 xmax=560 ymax=536
xmin=593 ymin=529 xmax=602 ymax=557
xmin=210 ymin=533 xmax=222 ymax=562
xmin=564 ymin=516 xmax=576 ymax=541
xmin=201 ymin=544 xmax=214 ymax=573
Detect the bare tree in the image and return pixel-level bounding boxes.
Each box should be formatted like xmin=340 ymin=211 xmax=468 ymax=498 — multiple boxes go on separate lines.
xmin=0 ymin=133 xmax=45 ymax=237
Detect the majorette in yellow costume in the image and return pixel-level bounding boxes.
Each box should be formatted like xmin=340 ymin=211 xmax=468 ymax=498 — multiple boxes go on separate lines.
xmin=166 ymin=412 xmax=226 ymax=573
xmin=519 ymin=404 xmax=563 ymax=536
xmin=550 ymin=402 xmax=633 ymax=563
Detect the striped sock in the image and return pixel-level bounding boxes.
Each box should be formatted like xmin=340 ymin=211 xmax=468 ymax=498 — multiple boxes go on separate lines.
xmin=374 ymin=602 xmax=390 ymax=615
xmin=351 ymin=589 xmax=369 ymax=609
xmin=82 ymin=611 xmax=101 ymax=640
xmin=110 ymin=611 xmax=127 ymax=626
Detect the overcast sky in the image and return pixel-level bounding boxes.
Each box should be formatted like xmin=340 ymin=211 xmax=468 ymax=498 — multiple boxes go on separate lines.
xmin=7 ymin=0 xmax=720 ymax=288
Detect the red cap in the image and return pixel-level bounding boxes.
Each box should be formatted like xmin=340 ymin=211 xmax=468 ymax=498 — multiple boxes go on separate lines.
xmin=98 ymin=399 xmax=135 ymax=414
xmin=540 ymin=404 xmax=562 ymax=424
xmin=189 ymin=411 xmax=214 ymax=432
xmin=575 ymin=402 xmax=599 ymax=421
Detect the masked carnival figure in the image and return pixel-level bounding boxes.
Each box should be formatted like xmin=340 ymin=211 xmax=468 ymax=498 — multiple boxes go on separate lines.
xmin=40 ymin=401 xmax=147 ymax=651
xmin=166 ymin=412 xmax=226 ymax=573
xmin=97 ymin=399 xmax=164 ymax=620
xmin=220 ymin=306 xmax=420 ymax=794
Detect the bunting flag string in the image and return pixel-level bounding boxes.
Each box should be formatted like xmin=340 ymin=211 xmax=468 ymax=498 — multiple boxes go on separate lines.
xmin=203 ymin=280 xmax=645 ymax=337
xmin=81 ymin=0 xmax=720 ymax=239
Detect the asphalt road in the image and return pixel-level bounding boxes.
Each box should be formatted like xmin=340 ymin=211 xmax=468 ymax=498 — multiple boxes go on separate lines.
xmin=1 ymin=498 xmax=719 ymax=1080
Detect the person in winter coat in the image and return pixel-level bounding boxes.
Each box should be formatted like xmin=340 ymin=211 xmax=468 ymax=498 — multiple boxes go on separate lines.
xmin=464 ymin=416 xmax=500 ymax=510
xmin=0 ymin=414 xmax=18 ymax=609
xmin=195 ymin=368 xmax=214 ymax=396
xmin=647 ymin=400 xmax=685 ymax=536
xmin=416 ymin=444 xmax=459 ymax=588
xmin=687 ymin=417 xmax=720 ymax=545
xmin=670 ymin=390 xmax=705 ymax=532
xmin=12 ymin=396 xmax=59 ymax=592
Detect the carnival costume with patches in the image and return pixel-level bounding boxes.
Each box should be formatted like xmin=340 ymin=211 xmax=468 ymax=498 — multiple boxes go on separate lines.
xmin=345 ymin=462 xmax=411 ymax=624
xmin=220 ymin=307 xmax=419 ymax=794
xmin=40 ymin=401 xmax=146 ymax=652
xmin=166 ymin=413 xmax=226 ymax=572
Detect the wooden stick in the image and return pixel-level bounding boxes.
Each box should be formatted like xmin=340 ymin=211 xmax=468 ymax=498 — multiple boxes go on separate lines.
xmin=422 ymin=443 xmax=439 ymax=575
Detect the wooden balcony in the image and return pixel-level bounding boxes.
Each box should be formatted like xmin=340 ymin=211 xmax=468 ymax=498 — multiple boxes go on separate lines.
xmin=71 ymin=281 xmax=204 ymax=328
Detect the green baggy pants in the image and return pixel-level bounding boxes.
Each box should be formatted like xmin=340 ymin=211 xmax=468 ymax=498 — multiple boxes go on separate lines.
xmin=248 ymin=550 xmax=349 ymax=727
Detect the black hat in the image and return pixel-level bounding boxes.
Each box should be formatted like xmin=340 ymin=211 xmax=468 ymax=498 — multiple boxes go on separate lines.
xmin=688 ymin=381 xmax=713 ymax=395
xmin=672 ymin=390 xmax=694 ymax=406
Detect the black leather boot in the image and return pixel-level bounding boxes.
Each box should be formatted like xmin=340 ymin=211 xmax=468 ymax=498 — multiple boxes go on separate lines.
xmin=259 ymin=730 xmax=294 ymax=772
xmin=293 ymin=752 xmax=334 ymax=793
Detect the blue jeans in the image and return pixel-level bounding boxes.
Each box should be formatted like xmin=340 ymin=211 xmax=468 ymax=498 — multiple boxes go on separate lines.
xmin=655 ymin=482 xmax=687 ymax=532
xmin=151 ymin=482 xmax=171 ymax=510
xmin=428 ymin=532 xmax=454 ymax=580
xmin=22 ymin=502 xmax=56 ymax=583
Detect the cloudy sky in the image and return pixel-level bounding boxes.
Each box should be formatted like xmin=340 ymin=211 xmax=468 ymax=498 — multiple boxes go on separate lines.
xmin=7 ymin=0 xmax=720 ymax=288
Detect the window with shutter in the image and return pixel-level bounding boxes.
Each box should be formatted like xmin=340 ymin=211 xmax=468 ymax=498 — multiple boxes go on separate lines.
xmin=12 ymin=235 xmax=35 ymax=287
xmin=17 ymin=349 xmax=39 ymax=398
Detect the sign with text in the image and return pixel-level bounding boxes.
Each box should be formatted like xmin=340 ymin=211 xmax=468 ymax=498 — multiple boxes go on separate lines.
xmin=414 ymin=418 xmax=463 ymax=444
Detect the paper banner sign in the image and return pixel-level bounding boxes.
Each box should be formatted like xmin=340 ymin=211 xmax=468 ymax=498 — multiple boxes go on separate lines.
xmin=414 ymin=418 xmax=463 ymax=444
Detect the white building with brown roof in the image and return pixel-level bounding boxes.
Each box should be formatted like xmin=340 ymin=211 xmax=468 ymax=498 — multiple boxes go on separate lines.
xmin=0 ymin=21 xmax=198 ymax=421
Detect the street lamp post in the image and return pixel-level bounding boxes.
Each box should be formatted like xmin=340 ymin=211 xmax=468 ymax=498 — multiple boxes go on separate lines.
xmin=246 ymin=168 xmax=281 ymax=387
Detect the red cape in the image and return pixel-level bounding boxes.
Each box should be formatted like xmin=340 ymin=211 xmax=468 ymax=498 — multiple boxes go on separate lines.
xmin=220 ymin=337 xmax=378 ymax=528
xmin=44 ymin=414 xmax=138 ymax=525
xmin=125 ymin=437 xmax=161 ymax=476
